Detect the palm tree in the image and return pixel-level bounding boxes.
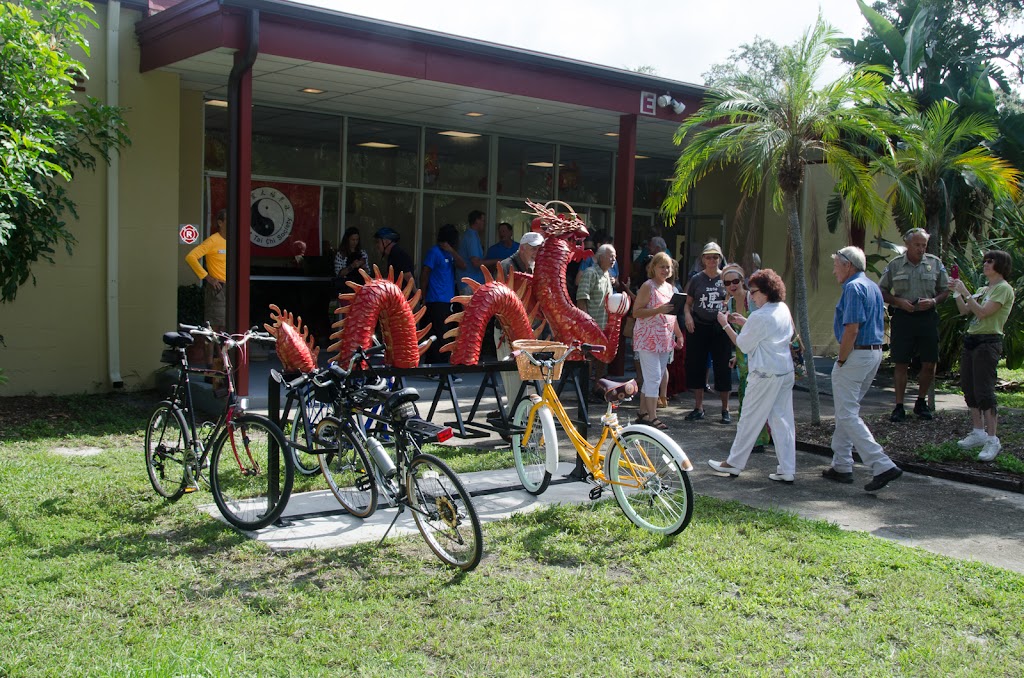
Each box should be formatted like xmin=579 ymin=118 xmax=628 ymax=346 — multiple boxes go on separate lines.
xmin=661 ymin=16 xmax=910 ymax=424
xmin=877 ymin=100 xmax=1021 ymax=255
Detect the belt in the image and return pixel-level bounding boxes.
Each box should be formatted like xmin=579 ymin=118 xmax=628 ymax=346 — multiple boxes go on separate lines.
xmin=854 ymin=344 xmax=882 ymax=350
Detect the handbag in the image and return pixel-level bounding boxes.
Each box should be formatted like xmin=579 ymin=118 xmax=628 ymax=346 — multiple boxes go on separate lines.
xmin=623 ymin=315 xmax=636 ymax=339
xmin=791 ymin=333 xmax=806 ymax=380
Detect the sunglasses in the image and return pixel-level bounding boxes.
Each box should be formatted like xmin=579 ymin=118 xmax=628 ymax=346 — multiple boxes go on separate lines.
xmin=723 ymin=278 xmax=742 ymax=286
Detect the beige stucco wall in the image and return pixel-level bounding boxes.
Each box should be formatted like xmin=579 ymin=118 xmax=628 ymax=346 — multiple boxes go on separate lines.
xmin=178 ymin=90 xmax=207 ymax=285
xmin=0 ymin=6 xmax=181 ymax=395
xmin=761 ymin=164 xmax=904 ymax=355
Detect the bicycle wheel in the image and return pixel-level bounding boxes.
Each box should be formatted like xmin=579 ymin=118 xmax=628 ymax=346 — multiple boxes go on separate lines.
xmin=608 ymin=430 xmax=693 ymax=536
xmin=511 ymin=399 xmax=556 ymax=495
xmin=209 ymin=413 xmax=294 ymax=530
xmin=319 ymin=419 xmax=377 ymax=518
xmin=144 ymin=402 xmax=191 ymax=501
xmin=406 ymin=453 xmax=483 ymax=571
xmin=283 ymin=392 xmax=329 ymax=476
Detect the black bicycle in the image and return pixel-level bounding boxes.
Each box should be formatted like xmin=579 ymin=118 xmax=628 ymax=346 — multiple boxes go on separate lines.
xmin=319 ymin=345 xmax=484 ymax=571
xmin=144 ymin=323 xmax=294 ymax=530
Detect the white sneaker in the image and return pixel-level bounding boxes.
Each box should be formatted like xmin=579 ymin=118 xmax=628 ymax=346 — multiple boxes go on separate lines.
xmin=957 ymin=429 xmax=988 ymax=449
xmin=978 ymin=438 xmax=1002 ymax=462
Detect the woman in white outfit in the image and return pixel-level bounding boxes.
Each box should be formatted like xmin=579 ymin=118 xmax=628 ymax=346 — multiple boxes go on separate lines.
xmin=707 ymin=269 xmax=797 ymax=483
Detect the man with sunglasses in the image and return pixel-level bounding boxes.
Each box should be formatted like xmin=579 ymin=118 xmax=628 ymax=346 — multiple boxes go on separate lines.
xmin=825 ymin=246 xmax=903 ymax=492
xmin=878 ymin=228 xmax=949 ymax=422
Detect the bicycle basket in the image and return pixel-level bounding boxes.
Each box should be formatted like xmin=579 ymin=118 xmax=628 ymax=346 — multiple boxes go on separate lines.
xmin=512 ymin=340 xmax=568 ymax=380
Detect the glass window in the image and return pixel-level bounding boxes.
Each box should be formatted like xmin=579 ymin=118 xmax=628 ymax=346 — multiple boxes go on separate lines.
xmin=497 ymin=138 xmax=554 ymax=200
xmin=254 ymin=106 xmax=341 ymax=181
xmin=633 ymin=156 xmax=676 ymax=210
xmin=345 ymin=188 xmax=419 ymax=270
xmin=496 ymin=199 xmax=537 ymax=241
xmin=422 ymin=194 xmax=489 ymax=262
xmin=424 ymin=128 xmax=489 ymax=194
xmin=557 ymin=146 xmax=612 ymax=206
xmin=346 ymin=119 xmax=420 ymax=188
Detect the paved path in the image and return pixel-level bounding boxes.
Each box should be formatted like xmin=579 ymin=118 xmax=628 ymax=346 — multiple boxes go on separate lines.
xmin=225 ymin=357 xmax=1024 ymax=574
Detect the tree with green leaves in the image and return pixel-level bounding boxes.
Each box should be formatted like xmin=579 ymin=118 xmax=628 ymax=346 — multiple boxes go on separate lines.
xmin=0 ymin=0 xmax=129 ymax=303
xmin=876 ymin=100 xmax=1021 ymax=252
xmin=662 ymin=17 xmax=911 ymax=424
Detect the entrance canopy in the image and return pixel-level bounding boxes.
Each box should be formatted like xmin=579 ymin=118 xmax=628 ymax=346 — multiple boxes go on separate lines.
xmin=137 ymin=0 xmax=703 ymax=156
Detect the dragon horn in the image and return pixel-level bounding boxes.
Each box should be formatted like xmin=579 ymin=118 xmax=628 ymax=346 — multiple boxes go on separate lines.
xmin=446 ymin=311 xmax=465 ymax=325
xmin=416 ymin=326 xmax=431 ymax=342
xmin=465 ymin=279 xmax=482 ymax=292
xmin=402 ymin=276 xmax=416 ymax=298
xmin=439 ymin=340 xmax=455 ymax=354
xmin=418 ymin=338 xmax=433 ymax=355
xmin=387 ymin=265 xmax=396 ymax=282
xmin=481 ymin=266 xmax=494 ymax=284
xmin=412 ymin=306 xmax=427 ymax=323
xmin=452 ymin=295 xmax=472 ymax=306
xmin=358 ymin=268 xmax=372 ymax=283
xmin=371 ymin=264 xmax=382 ymax=279
xmin=443 ymin=327 xmax=460 ymax=340
xmin=408 ymin=289 xmax=422 ymax=308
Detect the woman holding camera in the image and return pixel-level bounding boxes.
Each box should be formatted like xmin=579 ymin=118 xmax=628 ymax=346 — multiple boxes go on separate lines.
xmin=949 ymin=250 xmax=1015 ymax=462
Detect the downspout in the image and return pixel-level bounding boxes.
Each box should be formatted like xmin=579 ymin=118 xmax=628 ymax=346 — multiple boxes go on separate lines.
xmin=226 ymin=9 xmax=259 ymax=334
xmin=227 ymin=9 xmax=259 ymax=397
xmin=106 ymin=0 xmax=123 ymax=389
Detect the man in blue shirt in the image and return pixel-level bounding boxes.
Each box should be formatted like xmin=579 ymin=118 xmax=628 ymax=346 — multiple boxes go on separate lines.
xmin=421 ymin=224 xmax=465 ymax=365
xmin=457 ymin=210 xmax=499 ymax=295
xmin=485 ymin=222 xmax=519 ymax=262
xmin=824 ymin=246 xmax=903 ymax=492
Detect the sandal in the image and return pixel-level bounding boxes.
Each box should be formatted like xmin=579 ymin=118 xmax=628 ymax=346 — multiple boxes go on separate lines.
xmin=638 ymin=413 xmax=668 ymax=430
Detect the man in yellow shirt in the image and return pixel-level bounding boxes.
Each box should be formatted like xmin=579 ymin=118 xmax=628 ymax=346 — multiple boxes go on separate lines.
xmin=185 ymin=209 xmax=228 ymax=331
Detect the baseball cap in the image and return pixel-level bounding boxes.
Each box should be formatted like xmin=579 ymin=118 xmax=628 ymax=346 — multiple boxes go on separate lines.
xmin=373 ymin=227 xmax=400 ymax=242
xmin=702 ymin=242 xmax=723 ymax=257
xmin=832 ymin=245 xmax=866 ymax=271
xmin=520 ymin=232 xmax=544 ymax=247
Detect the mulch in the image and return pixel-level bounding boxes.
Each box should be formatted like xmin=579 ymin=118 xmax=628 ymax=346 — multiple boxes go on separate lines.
xmin=796 ymin=408 xmax=1024 ymax=489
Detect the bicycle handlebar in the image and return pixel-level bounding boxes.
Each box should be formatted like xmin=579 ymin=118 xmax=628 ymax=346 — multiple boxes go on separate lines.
xmin=178 ymin=323 xmax=276 ymax=349
xmin=513 ymin=341 xmax=606 ymax=368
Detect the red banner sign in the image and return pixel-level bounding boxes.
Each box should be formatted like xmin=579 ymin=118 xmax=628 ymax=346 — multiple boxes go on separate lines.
xmin=207 ymin=177 xmax=323 ymax=257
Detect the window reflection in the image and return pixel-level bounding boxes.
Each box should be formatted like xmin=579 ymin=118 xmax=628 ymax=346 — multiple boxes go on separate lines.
xmin=347 ymin=119 xmax=420 ymax=188
xmin=497 ymin=138 xmax=553 ymax=199
xmin=424 ymin=128 xmax=489 ymax=193
xmin=557 ymin=146 xmax=612 ymax=205
xmin=345 ymin=188 xmax=418 ymax=269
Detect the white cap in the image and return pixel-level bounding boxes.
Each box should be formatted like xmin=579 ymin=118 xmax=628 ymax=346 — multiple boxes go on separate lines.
xmin=520 ymin=232 xmax=544 ymax=247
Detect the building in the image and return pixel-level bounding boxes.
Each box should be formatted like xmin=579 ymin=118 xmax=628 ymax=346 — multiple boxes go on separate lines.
xmin=0 ymin=0 xmax=896 ymax=395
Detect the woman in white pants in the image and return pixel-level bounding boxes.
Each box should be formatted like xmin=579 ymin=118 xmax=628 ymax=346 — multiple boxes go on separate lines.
xmin=707 ymin=269 xmax=797 ymax=483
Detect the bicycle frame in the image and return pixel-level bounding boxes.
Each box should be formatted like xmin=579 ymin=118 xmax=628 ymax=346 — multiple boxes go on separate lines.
xmin=517 ymin=348 xmax=694 ymax=484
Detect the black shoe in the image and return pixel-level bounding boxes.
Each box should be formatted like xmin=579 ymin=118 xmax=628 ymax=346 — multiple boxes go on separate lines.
xmin=485 ymin=410 xmax=503 ymax=421
xmin=720 ymin=410 xmax=731 ymax=424
xmin=821 ymin=467 xmax=854 ymax=484
xmin=913 ymin=399 xmax=933 ymax=420
xmin=889 ymin=404 xmax=906 ymax=422
xmin=752 ymin=445 xmax=765 ymax=454
xmin=684 ymin=409 xmax=705 ymax=421
xmin=865 ymin=467 xmax=903 ymax=492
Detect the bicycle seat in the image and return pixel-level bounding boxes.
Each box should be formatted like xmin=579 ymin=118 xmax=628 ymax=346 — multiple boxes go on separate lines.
xmin=162 ymin=331 xmax=194 ymax=348
xmin=384 ymin=387 xmax=420 ymax=410
xmin=597 ymin=378 xmax=638 ymax=402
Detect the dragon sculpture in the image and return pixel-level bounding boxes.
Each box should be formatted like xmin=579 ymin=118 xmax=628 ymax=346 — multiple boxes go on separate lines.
xmin=264 ymin=304 xmax=319 ymax=374
xmin=326 ymin=200 xmax=629 ymax=368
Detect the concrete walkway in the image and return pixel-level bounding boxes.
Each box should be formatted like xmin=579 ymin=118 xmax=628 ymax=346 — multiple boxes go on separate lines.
xmin=222 ymin=356 xmax=1024 ymax=574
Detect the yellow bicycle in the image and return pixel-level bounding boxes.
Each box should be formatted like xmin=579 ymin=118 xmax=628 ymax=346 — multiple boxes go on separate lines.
xmin=510 ymin=341 xmax=695 ymax=535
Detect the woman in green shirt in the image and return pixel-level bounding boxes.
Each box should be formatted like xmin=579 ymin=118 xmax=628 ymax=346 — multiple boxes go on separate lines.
xmin=949 ymin=250 xmax=1015 ymax=462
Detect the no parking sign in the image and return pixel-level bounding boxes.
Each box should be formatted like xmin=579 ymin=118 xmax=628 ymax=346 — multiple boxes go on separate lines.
xmin=179 ymin=223 xmax=200 ymax=245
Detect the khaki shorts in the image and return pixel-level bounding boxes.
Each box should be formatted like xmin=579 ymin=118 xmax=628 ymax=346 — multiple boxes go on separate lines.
xmin=204 ymin=280 xmax=227 ymax=328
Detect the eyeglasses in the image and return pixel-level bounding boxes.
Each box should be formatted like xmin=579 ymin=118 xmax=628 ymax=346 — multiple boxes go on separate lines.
xmin=723 ymin=279 xmax=742 ymax=286
xmin=983 ymin=258 xmax=995 ymax=263
xmin=748 ymin=288 xmax=762 ymax=295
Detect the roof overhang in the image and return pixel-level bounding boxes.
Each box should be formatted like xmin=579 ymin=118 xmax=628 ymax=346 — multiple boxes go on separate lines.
xmin=136 ymin=0 xmax=707 ymax=155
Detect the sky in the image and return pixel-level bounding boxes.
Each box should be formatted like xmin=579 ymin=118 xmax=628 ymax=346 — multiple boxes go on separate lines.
xmin=293 ymin=0 xmax=871 ymax=85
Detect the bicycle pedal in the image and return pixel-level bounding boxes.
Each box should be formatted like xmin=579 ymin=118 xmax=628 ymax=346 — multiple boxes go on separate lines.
xmin=588 ymin=486 xmax=603 ymax=501
xmin=356 ymin=475 xmax=373 ymax=492
xmin=183 ymin=484 xmax=198 ymax=494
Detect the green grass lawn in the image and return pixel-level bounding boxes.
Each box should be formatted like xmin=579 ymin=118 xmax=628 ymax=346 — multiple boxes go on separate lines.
xmin=1 ymin=395 xmax=1023 ymax=675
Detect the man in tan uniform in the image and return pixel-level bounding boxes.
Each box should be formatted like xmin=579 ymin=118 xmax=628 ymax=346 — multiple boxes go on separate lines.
xmin=878 ymin=228 xmax=950 ymax=421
